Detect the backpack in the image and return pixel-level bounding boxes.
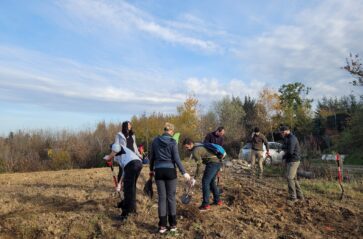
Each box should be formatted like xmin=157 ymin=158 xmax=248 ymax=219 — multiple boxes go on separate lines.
xmin=202 ymin=143 xmax=227 ymax=160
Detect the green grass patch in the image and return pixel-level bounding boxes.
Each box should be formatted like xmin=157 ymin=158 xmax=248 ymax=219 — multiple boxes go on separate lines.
xmin=300 ymin=179 xmax=363 ymax=200
xmin=264 ymin=165 xmax=285 ymax=176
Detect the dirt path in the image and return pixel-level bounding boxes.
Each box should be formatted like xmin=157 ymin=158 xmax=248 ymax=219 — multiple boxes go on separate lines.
xmin=0 ymin=166 xmax=362 ymax=238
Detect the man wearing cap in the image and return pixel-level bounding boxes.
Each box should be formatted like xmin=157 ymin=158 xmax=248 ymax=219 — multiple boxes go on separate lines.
xmin=249 ymin=127 xmax=269 ymax=178
xmin=280 ymin=126 xmax=304 ymax=202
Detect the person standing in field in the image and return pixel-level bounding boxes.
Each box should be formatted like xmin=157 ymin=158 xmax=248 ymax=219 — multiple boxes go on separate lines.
xmin=280 ymin=126 xmax=304 ymax=203
xmin=249 ymin=127 xmax=270 ymax=178
xmin=204 ymin=126 xmax=225 ymax=192
xmin=149 ymin=123 xmax=191 ymax=234
xmin=204 ymin=126 xmax=225 ymax=146
xmin=183 ymin=138 xmax=223 ymax=212
xmin=113 ymin=121 xmax=142 ymax=190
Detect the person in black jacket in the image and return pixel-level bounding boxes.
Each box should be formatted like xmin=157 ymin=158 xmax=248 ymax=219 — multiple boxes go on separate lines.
xmin=203 ymin=127 xmax=225 ymax=194
xmin=204 ymin=126 xmax=225 ymax=146
xmin=149 ymin=122 xmax=191 ymax=234
xmin=280 ymin=126 xmax=304 ymax=202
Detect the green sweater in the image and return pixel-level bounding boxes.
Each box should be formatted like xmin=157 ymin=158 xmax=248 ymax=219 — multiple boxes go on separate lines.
xmin=192 ymin=146 xmax=220 ymax=177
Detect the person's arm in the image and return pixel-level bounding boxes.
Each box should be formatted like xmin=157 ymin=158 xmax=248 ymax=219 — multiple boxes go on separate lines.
xmin=132 ymin=135 xmax=142 ymax=158
xmin=192 ymin=148 xmax=202 ymax=178
xmin=171 ymin=143 xmax=186 ymax=175
xmin=286 ymin=136 xmax=295 ymax=158
xmin=263 ymin=135 xmax=269 ymax=152
xmin=115 ymin=133 xmax=127 ymax=147
xmin=248 ymin=133 xmax=255 ymax=142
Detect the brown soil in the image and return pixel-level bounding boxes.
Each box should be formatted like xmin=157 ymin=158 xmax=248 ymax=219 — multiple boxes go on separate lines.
xmin=0 ymin=164 xmax=362 ymax=239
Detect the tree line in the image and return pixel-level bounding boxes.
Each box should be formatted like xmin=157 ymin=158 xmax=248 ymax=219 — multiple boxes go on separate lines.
xmin=0 ymin=55 xmax=362 ymax=173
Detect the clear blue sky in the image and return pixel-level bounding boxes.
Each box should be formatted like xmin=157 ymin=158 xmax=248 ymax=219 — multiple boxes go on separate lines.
xmin=0 ymin=0 xmax=362 ymax=135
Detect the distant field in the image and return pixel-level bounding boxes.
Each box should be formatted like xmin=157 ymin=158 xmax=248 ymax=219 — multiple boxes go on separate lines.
xmin=0 ymin=163 xmax=362 ymax=239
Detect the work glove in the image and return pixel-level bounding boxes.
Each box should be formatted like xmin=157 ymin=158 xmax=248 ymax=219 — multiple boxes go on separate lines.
xmin=103 ymin=155 xmax=113 ymax=167
xmin=183 ymin=173 xmax=191 ymax=181
xmin=149 ymin=171 xmax=155 ymax=177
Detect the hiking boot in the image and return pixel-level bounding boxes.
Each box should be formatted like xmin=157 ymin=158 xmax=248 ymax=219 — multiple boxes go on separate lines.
xmin=287 ymin=198 xmax=298 ymax=206
xmin=212 ymin=200 xmax=223 ymax=206
xmin=158 ymin=226 xmax=167 ymax=234
xmin=199 ymin=205 xmax=211 ymax=212
xmin=119 ymin=214 xmax=128 ymax=222
xmin=297 ymin=195 xmax=305 ymax=201
xmin=170 ymin=226 xmax=177 ymax=232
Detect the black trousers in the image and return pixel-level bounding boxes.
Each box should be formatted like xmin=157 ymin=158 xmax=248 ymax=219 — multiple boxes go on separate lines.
xmin=121 ymin=160 xmax=142 ymax=216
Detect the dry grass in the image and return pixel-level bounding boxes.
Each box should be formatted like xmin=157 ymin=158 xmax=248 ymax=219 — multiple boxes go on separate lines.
xmin=0 ymin=163 xmax=362 ymax=239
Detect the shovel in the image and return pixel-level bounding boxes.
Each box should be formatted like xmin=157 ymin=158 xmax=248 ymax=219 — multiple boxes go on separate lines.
xmin=181 ymin=178 xmax=195 ymax=204
xmin=143 ymin=175 xmax=154 ymax=199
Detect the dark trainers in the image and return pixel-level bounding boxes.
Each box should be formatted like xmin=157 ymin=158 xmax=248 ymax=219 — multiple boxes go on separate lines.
xmin=212 ymin=200 xmax=223 ymax=206
xmin=199 ymin=205 xmax=211 ymax=212
xmin=158 ymin=226 xmax=167 ymax=234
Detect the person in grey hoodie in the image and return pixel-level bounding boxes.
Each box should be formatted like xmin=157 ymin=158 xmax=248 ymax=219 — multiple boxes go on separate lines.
xmin=149 ymin=122 xmax=191 ymax=234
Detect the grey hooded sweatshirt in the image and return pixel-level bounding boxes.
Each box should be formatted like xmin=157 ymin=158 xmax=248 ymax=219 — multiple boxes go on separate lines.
xmin=149 ymin=133 xmax=186 ymax=175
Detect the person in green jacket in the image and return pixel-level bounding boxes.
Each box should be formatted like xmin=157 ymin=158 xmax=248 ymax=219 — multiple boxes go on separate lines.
xmin=182 ymin=138 xmax=223 ymax=211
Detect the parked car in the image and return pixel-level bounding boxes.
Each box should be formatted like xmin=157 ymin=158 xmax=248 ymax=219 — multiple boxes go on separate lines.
xmin=238 ymin=142 xmax=285 ymax=166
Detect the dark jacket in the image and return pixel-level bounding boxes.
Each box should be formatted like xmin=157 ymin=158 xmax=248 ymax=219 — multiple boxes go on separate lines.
xmin=204 ymin=131 xmax=224 ymax=146
xmin=192 ymin=144 xmax=221 ymax=177
xmin=249 ymin=133 xmax=269 ymax=151
xmin=282 ymin=133 xmax=300 ymax=163
xmin=149 ymin=133 xmax=186 ymax=174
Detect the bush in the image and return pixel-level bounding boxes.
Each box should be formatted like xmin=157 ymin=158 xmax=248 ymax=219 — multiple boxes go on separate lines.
xmin=51 ymin=150 xmax=72 ymax=170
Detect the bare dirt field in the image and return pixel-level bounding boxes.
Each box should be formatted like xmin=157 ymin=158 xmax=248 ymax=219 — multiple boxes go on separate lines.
xmin=0 ymin=163 xmax=362 ymax=239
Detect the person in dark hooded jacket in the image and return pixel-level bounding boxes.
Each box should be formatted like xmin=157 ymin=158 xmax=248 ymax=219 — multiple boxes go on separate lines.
xmin=149 ymin=122 xmax=191 ymax=234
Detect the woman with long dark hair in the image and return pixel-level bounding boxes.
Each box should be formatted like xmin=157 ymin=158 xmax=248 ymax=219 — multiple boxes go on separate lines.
xmin=114 ymin=121 xmax=142 ymax=190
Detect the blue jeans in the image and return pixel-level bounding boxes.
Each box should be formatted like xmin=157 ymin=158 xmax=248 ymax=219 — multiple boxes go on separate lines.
xmin=202 ymin=162 xmax=222 ymax=206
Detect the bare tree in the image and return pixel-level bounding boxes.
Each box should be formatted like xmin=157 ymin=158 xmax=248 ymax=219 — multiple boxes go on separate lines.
xmin=343 ymin=53 xmax=363 ymax=86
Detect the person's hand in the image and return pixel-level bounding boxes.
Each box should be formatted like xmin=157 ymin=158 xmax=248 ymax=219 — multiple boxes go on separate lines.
xmin=190 ymin=178 xmax=196 ymax=187
xmin=116 ymin=181 xmax=122 ymax=192
xmin=103 ymin=155 xmax=113 ymax=167
xmin=266 ymin=151 xmax=270 ymax=157
xmin=149 ymin=171 xmax=155 ymax=177
xmin=183 ymin=173 xmax=191 ymax=181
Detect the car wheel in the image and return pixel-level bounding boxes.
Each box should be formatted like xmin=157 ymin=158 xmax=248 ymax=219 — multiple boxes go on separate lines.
xmin=264 ymin=156 xmax=272 ymax=166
